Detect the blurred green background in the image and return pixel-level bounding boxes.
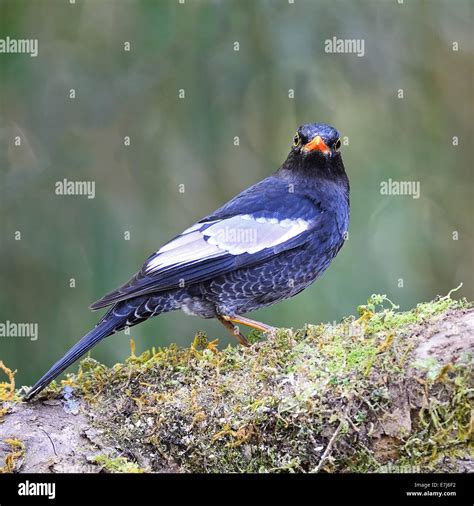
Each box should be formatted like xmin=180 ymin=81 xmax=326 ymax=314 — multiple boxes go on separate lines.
xmin=0 ymin=0 xmax=472 ymax=386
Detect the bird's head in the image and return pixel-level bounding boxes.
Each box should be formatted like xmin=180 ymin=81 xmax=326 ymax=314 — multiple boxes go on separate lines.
xmin=280 ymin=123 xmax=346 ymax=182
xmin=291 ymin=123 xmax=341 ymax=159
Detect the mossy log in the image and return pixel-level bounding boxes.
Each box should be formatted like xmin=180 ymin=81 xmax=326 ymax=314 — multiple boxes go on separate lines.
xmin=0 ymin=293 xmax=472 ymax=473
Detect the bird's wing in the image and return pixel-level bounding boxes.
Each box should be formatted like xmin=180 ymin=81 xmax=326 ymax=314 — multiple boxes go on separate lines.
xmin=90 ymin=177 xmax=325 ymax=309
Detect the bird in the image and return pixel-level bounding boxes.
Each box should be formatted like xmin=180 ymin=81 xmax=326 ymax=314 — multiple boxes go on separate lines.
xmin=24 ymin=122 xmax=350 ymax=401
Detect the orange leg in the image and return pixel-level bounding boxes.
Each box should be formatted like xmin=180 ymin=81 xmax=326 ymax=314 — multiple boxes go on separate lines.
xmin=217 ymin=316 xmax=250 ymax=347
xmin=224 ymin=315 xmax=275 ymax=333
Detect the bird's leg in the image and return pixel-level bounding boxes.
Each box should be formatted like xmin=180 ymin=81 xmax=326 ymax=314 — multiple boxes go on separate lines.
xmin=225 ymin=315 xmax=275 ymax=333
xmin=217 ymin=316 xmax=251 ymax=347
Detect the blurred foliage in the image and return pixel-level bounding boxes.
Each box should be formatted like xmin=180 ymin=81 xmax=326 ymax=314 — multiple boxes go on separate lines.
xmin=0 ymin=0 xmax=472 ymax=385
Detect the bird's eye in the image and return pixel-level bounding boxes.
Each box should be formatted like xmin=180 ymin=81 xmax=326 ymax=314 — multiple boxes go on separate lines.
xmin=334 ymin=138 xmax=341 ymax=151
xmin=293 ymin=133 xmax=301 ymax=147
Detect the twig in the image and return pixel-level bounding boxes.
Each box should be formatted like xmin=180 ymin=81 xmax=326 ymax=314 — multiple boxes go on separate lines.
xmin=40 ymin=428 xmax=57 ymax=457
xmin=313 ymin=420 xmax=343 ymax=473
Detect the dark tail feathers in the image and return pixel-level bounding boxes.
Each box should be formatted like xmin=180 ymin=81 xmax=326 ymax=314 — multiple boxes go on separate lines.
xmin=23 ymin=311 xmax=126 ymax=401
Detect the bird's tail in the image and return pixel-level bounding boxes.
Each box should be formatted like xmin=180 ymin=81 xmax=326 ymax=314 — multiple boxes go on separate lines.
xmin=23 ymin=310 xmax=126 ymax=402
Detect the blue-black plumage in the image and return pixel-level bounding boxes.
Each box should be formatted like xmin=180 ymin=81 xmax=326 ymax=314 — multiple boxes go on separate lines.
xmin=24 ymin=123 xmax=349 ymax=401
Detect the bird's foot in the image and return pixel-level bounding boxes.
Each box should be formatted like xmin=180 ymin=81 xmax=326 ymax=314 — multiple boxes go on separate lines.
xmin=217 ymin=316 xmax=251 ymax=347
xmin=218 ymin=314 xmax=276 ymax=347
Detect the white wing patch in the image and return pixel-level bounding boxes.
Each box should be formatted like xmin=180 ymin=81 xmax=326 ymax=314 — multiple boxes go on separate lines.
xmin=204 ymin=215 xmax=309 ymax=254
xmin=145 ymin=231 xmax=224 ymax=273
xmin=144 ymin=215 xmax=310 ymax=274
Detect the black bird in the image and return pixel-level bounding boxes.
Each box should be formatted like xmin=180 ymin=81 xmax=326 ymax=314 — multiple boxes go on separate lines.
xmin=24 ymin=123 xmax=350 ymax=401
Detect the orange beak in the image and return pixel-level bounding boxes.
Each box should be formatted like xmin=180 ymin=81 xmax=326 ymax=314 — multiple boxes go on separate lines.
xmin=303 ymin=135 xmax=330 ymax=155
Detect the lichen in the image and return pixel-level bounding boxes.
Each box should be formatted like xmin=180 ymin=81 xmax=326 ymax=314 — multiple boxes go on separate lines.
xmin=93 ymin=454 xmax=145 ymax=473
xmin=0 ymin=361 xmax=16 ymax=402
xmin=0 ymin=361 xmax=18 ymax=424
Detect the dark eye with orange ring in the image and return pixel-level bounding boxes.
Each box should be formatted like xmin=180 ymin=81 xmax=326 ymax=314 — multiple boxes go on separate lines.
xmin=293 ymin=134 xmax=301 ymax=147
xmin=334 ymin=138 xmax=341 ymax=151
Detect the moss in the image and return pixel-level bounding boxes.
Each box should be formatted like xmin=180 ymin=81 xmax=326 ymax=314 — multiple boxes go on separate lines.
xmin=0 ymin=361 xmax=16 ymax=402
xmin=93 ymin=454 xmax=145 ymax=473
xmin=0 ymin=438 xmax=25 ymax=473
xmin=13 ymin=288 xmax=474 ymax=472
xmin=0 ymin=361 xmax=19 ymax=424
xmin=402 ymin=363 xmax=473 ymax=469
